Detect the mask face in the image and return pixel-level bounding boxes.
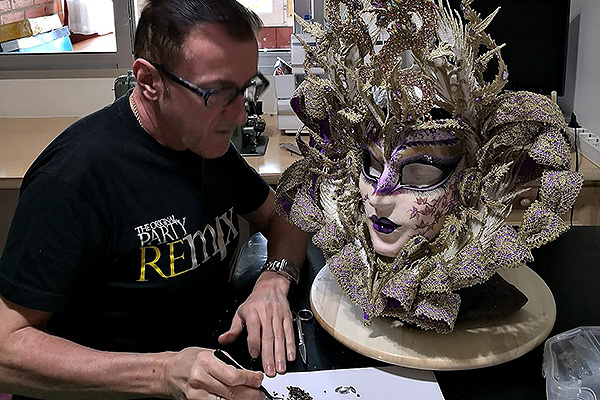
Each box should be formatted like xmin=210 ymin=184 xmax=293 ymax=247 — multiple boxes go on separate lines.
xmin=359 ymin=128 xmax=465 ymax=258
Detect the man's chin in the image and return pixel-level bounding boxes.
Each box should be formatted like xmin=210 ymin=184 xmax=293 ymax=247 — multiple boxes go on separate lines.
xmin=186 ymin=132 xmax=234 ymax=158
xmin=193 ymin=142 xmax=231 ymax=159
xmin=215 ymin=128 xmax=236 ymax=138
xmin=202 ymin=149 xmax=229 ymax=159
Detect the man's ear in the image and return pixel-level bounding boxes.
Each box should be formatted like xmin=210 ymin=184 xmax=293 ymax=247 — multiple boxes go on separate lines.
xmin=131 ymin=58 xmax=163 ymax=101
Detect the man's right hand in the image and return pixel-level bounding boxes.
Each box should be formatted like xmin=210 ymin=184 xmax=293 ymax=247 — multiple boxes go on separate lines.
xmin=0 ymin=296 xmax=267 ymax=400
xmin=163 ymin=347 xmax=266 ymax=400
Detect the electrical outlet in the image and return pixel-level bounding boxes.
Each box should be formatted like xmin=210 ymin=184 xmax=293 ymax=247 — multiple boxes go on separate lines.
xmin=570 ymin=127 xmax=600 ymax=169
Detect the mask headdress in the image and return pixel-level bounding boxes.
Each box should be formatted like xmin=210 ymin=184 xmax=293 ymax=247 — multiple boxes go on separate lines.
xmin=276 ymin=0 xmax=582 ymax=333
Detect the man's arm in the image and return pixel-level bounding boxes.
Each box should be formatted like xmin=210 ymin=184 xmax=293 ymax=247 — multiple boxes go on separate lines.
xmin=0 ymin=296 xmax=265 ymax=400
xmin=218 ymin=189 xmax=309 ymax=377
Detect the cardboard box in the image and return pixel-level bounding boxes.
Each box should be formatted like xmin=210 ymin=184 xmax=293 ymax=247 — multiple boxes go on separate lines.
xmin=0 ymin=14 xmax=63 ymax=44
xmin=1 ymin=26 xmax=72 ymax=53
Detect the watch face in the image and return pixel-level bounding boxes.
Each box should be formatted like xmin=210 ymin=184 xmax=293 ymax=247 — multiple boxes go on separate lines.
xmin=276 ymin=260 xmax=289 ymax=274
xmin=268 ymin=260 xmax=283 ymax=270
xmin=262 ymin=259 xmax=299 ymax=284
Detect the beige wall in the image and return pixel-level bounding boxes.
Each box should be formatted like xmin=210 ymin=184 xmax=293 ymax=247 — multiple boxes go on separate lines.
xmin=0 ymin=77 xmax=115 ymax=117
xmin=570 ymin=0 xmax=600 ymax=134
xmin=0 ymin=75 xmax=278 ymax=118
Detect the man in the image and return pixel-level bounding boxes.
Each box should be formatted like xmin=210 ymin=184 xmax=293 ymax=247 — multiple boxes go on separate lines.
xmin=0 ymin=1 xmax=307 ymax=399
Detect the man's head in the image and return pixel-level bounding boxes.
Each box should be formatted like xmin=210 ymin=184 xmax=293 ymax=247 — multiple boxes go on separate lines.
xmin=134 ymin=0 xmax=262 ymax=70
xmin=131 ymin=0 xmax=263 ymax=158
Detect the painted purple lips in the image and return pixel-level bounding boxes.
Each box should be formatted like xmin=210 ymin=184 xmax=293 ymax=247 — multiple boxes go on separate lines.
xmin=369 ymin=215 xmax=401 ymax=234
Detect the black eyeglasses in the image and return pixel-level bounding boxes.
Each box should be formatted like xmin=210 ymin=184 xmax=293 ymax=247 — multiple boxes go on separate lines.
xmin=151 ymin=62 xmax=269 ymax=108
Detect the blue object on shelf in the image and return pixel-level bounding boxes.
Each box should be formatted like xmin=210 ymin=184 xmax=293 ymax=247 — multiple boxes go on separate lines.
xmin=1 ymin=26 xmax=72 ymax=53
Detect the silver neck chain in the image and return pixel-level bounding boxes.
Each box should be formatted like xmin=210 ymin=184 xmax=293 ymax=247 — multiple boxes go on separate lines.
xmin=129 ymin=95 xmax=145 ymax=131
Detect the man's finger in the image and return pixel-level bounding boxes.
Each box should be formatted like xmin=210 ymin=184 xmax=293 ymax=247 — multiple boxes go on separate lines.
xmin=260 ymin=315 xmax=277 ymax=377
xmin=218 ymin=313 xmax=244 ymax=345
xmin=283 ymin=312 xmax=296 ymax=362
xmin=272 ymin=315 xmax=288 ymax=374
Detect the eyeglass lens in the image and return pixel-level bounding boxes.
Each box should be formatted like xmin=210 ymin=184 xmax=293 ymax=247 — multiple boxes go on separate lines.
xmin=206 ymin=88 xmax=242 ymax=108
xmin=206 ymin=77 xmax=263 ymax=108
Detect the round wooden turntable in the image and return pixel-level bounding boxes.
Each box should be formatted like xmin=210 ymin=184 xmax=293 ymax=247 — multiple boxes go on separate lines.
xmin=310 ymin=266 xmax=556 ymax=370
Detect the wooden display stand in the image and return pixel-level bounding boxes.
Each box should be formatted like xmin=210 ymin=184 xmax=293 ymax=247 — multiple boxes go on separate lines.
xmin=310 ymin=266 xmax=556 ymax=371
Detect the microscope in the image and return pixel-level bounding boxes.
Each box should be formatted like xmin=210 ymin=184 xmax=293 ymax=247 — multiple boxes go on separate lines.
xmin=232 ymin=99 xmax=268 ymax=156
xmin=231 ymin=74 xmax=270 ymax=156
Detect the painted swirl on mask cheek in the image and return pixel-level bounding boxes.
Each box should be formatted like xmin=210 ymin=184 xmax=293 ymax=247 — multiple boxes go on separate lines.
xmin=408 ymin=172 xmax=461 ymax=236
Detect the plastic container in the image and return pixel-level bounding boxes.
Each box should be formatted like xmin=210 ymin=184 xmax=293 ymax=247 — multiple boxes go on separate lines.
xmin=543 ymin=326 xmax=600 ymax=400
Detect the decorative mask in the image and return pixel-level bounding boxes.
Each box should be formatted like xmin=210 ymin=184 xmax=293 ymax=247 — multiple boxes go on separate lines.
xmin=275 ymin=0 xmax=582 ymax=333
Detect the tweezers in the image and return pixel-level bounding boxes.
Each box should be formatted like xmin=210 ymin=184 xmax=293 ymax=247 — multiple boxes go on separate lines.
xmin=213 ymin=349 xmax=280 ymax=400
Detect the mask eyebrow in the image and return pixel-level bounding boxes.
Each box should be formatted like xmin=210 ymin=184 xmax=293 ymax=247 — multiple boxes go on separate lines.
xmin=399 ymin=137 xmax=461 ymax=149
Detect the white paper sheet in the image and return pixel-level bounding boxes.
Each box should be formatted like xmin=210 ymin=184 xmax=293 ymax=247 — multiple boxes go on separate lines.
xmin=263 ymin=366 xmax=445 ymax=400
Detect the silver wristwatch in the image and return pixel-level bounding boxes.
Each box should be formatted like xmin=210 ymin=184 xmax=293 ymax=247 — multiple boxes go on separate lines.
xmin=260 ymin=259 xmax=300 ymax=284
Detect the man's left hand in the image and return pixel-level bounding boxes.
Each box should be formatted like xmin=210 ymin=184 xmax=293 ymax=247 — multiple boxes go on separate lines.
xmin=218 ymin=271 xmax=296 ymax=377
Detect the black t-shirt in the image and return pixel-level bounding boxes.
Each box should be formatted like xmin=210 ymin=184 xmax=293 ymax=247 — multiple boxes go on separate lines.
xmin=0 ymin=94 xmax=270 ymax=353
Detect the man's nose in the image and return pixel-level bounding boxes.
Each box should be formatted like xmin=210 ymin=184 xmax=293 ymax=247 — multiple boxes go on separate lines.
xmin=227 ymin=95 xmax=247 ymax=126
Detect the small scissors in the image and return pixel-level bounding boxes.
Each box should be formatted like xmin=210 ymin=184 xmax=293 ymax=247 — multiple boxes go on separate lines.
xmin=294 ymin=308 xmax=314 ymax=366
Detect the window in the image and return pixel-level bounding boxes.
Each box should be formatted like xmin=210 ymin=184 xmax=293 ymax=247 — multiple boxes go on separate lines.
xmin=0 ymin=0 xmax=296 ymax=78
xmin=0 ymin=0 xmax=134 ymax=77
xmin=238 ymin=0 xmax=290 ymax=26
